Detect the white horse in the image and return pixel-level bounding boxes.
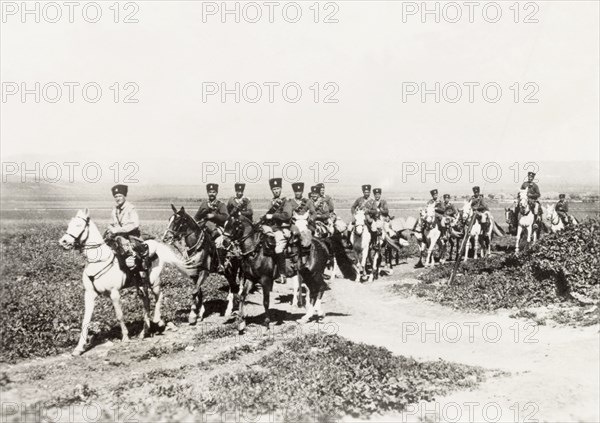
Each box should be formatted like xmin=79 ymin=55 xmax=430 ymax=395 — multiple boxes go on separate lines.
xmin=416 ymin=203 xmax=443 ymax=267
xmin=544 ymin=204 xmax=578 ymax=233
xmin=350 ymin=209 xmax=371 ymax=280
xmin=290 ymin=210 xmax=312 ymax=308
xmin=515 ymin=190 xmax=538 ymax=253
xmin=59 ymin=209 xmax=191 ymax=356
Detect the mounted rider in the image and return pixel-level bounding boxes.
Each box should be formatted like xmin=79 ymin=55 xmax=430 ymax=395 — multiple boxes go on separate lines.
xmin=105 ymin=184 xmax=150 ymax=287
xmin=555 ymin=194 xmax=572 ymax=225
xmin=227 ymin=182 xmax=253 ymax=221
xmin=441 ymin=194 xmax=458 ymax=230
xmin=427 ymin=189 xmax=445 ymax=224
xmin=262 ymin=178 xmax=293 ymax=284
xmin=470 ymin=186 xmax=489 ymax=222
xmin=520 ymin=171 xmax=541 ymax=214
xmin=351 ymin=184 xmax=376 ymax=223
xmin=372 ymin=188 xmax=390 ymax=220
xmin=308 ymin=185 xmax=331 ymax=236
xmin=193 ymin=184 xmax=228 ymax=273
xmin=317 ymin=182 xmax=335 ymax=214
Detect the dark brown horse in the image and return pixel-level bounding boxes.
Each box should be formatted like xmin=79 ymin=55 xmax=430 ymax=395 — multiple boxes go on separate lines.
xmin=162 ymin=205 xmax=239 ymax=324
xmin=222 ymin=211 xmax=355 ymax=333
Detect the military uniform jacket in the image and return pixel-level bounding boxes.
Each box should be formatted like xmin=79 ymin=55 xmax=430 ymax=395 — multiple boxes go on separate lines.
xmin=194 ymin=199 xmax=229 ymax=226
xmin=307 ymin=197 xmax=330 ymax=222
xmin=289 ymin=197 xmax=310 ymax=215
xmin=351 ymin=196 xmax=375 ymax=215
xmin=470 ymin=196 xmax=489 ymax=212
xmin=520 ymin=182 xmax=541 ymax=200
xmin=555 ymin=200 xmax=569 ymax=213
xmin=373 ymin=199 xmax=389 ymax=218
xmin=227 ymin=196 xmax=253 ymax=220
xmin=427 ymin=199 xmax=445 ymax=216
xmin=110 ymin=201 xmax=141 ymax=236
xmin=266 ymin=197 xmax=293 ymax=227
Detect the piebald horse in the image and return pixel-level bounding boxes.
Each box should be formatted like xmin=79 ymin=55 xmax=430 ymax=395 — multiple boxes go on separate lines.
xmin=544 ymin=204 xmax=578 ymax=233
xmin=59 ymin=209 xmax=191 ymax=356
xmin=460 ymin=201 xmax=495 ymax=260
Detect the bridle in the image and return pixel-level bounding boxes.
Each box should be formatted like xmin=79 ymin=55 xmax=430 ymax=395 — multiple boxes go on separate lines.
xmin=64 ymin=216 xmax=99 ymax=251
xmin=163 ymin=213 xmax=205 ymax=258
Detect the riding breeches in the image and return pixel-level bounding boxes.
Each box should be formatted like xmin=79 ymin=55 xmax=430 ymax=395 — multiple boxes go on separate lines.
xmin=262 ymin=225 xmax=290 ymax=253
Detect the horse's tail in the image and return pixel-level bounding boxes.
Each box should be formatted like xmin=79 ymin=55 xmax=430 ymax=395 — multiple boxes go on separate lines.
xmin=492 ymin=221 xmax=506 ymax=237
xmin=329 ymin=234 xmax=358 ymax=281
xmin=383 ymin=231 xmax=403 ymax=253
xmin=150 ymin=241 xmax=195 ymax=278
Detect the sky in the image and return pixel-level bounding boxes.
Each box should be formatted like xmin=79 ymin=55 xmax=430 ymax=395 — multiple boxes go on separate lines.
xmin=1 ymin=0 xmax=599 ymax=189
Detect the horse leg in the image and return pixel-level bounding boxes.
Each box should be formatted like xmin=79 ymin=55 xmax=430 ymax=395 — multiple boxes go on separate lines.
xmin=73 ymin=286 xmax=96 ymax=356
xmin=262 ymin=276 xmax=272 ymax=328
xmin=515 ymin=226 xmax=522 ymax=253
xmin=110 ymin=289 xmax=130 ymax=343
xmin=237 ymin=279 xmax=252 ymax=334
xmin=137 ymin=287 xmax=152 ymax=339
xmin=463 ymin=237 xmax=470 ymax=262
xmin=150 ymin=263 xmax=165 ymax=333
xmin=151 ymin=284 xmax=165 ymax=334
xmin=189 ymin=270 xmax=208 ymax=325
xmin=290 ymin=275 xmax=300 ymax=308
xmin=300 ymin=278 xmax=316 ymax=323
xmin=224 ymin=263 xmax=238 ymax=318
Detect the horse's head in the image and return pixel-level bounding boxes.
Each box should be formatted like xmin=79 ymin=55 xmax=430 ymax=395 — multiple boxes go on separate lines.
xmin=59 ymin=209 xmax=91 ymax=250
xmin=353 ymin=209 xmax=366 ymax=234
xmin=517 ymin=190 xmax=529 ymax=207
xmin=223 ymin=210 xmax=248 ymax=242
xmin=461 ymin=201 xmax=472 ymax=222
xmin=163 ymin=204 xmax=196 ymax=243
xmin=333 ymin=217 xmax=348 ymax=234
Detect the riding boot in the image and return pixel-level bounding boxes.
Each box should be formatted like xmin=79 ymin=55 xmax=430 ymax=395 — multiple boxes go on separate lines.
xmin=275 ymin=253 xmax=287 ymax=284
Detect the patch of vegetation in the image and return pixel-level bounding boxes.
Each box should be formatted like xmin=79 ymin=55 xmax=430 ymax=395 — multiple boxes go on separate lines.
xmin=200 ymin=334 xmax=485 ymax=421
xmin=402 ymin=219 xmax=600 ymax=325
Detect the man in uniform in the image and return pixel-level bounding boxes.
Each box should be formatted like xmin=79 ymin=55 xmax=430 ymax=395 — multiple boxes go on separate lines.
xmin=520 ymin=171 xmax=541 ymax=211
xmin=351 ymin=184 xmax=375 ymax=219
xmin=317 ymin=183 xmax=335 ymax=214
xmin=308 ymin=185 xmax=331 ymax=224
xmin=470 ymin=186 xmax=489 ymax=222
xmin=227 ymin=182 xmax=253 ymax=221
xmin=427 ymin=189 xmax=445 ymax=223
xmin=106 ymin=184 xmax=149 ymax=287
xmin=372 ymin=188 xmax=390 ymax=220
xmin=193 ymin=183 xmax=229 ymax=269
xmin=262 ymin=178 xmax=293 ymax=284
xmin=439 ymin=194 xmax=458 ymax=232
xmin=555 ymin=194 xmax=571 ymax=225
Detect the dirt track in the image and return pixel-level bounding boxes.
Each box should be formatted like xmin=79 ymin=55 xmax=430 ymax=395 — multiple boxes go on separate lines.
xmin=2 ymin=258 xmax=599 ymax=422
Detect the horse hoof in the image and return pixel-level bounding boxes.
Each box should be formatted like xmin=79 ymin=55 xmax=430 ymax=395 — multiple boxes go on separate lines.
xmin=138 ymin=332 xmax=146 ymax=340
xmin=299 ymin=316 xmax=310 ymax=324
xmin=122 ymin=337 xmax=130 ymax=343
xmin=155 ymin=320 xmax=166 ymax=334
xmin=72 ymin=348 xmax=84 ymax=356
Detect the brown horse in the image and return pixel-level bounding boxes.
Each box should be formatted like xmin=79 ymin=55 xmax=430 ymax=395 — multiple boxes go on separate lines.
xmin=222 ymin=211 xmax=354 ymax=333
xmin=162 ymin=205 xmax=240 ymax=324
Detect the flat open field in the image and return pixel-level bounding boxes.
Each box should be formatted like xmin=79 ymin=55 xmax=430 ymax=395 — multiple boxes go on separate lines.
xmin=1 ymin=199 xmax=599 ymax=422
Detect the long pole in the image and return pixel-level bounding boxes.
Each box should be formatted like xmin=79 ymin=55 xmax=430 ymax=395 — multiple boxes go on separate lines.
xmin=448 ymin=214 xmax=476 ymax=285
